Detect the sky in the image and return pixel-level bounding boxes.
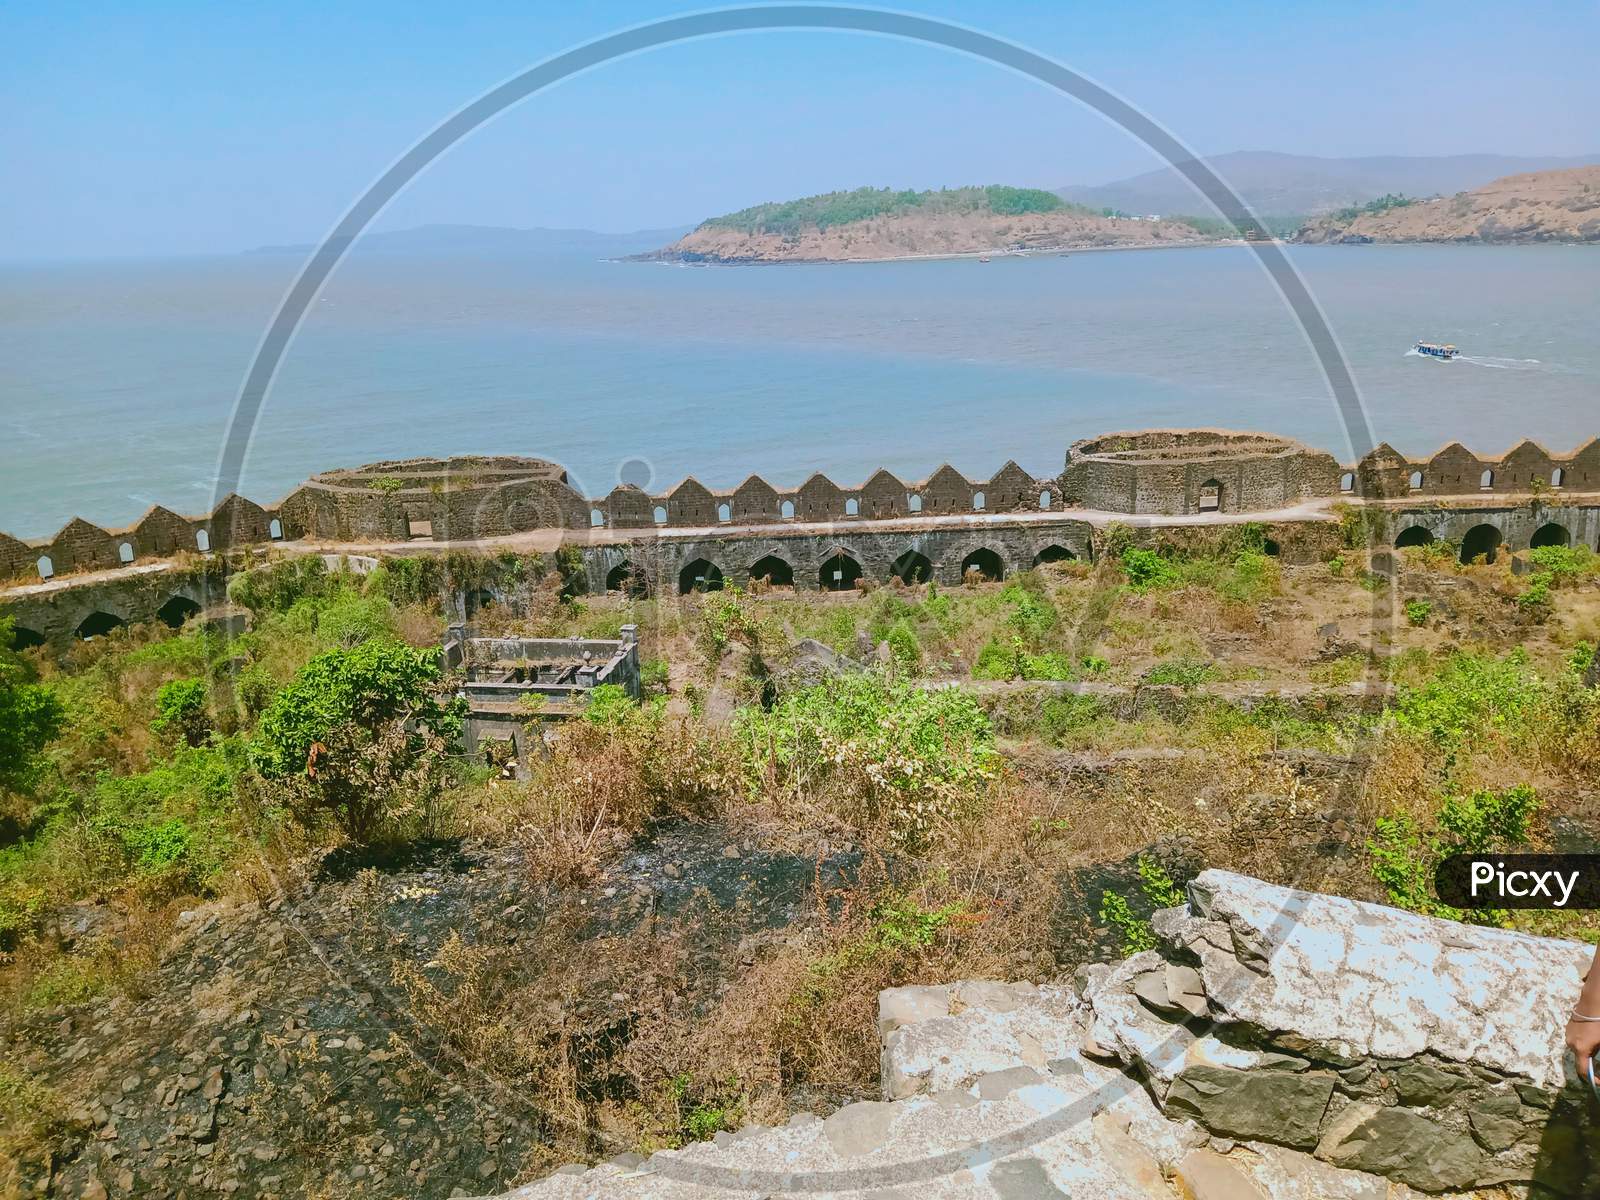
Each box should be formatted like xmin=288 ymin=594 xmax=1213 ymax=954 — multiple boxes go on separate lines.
xmin=2 ymin=0 xmax=1596 ymax=259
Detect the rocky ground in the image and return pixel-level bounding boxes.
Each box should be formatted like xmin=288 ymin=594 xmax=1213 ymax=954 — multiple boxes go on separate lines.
xmin=2 ymin=825 xmax=862 ymax=1199
xmin=504 ymin=871 xmax=1600 ymax=1199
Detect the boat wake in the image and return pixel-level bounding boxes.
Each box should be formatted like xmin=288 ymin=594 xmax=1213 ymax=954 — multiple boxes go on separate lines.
xmin=1404 ymin=349 xmax=1546 ymax=371
xmin=1456 ymin=354 xmax=1545 ymax=371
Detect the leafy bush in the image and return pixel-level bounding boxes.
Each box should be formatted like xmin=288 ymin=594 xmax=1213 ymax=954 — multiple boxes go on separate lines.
xmin=1369 ymin=784 xmax=1539 ymax=922
xmin=0 ymin=617 xmax=64 ymax=794
xmin=733 ymin=672 xmax=998 ymax=849
xmin=1144 ymin=658 xmax=1218 ymax=689
xmin=1389 ymin=651 xmax=1544 ymax=753
xmin=1033 ymin=694 xmax=1108 ymax=744
xmin=1527 ymin=544 xmax=1595 ymax=579
xmin=1120 ymin=548 xmax=1177 ymax=591
xmin=1404 ymin=598 xmax=1432 ymax=627
xmin=152 ymin=677 xmax=210 ymax=746
xmin=886 ymin=620 xmax=921 ymax=675
xmin=89 ymin=740 xmax=247 ymax=888
xmin=252 ymin=640 xmax=465 ymax=841
xmin=1099 ymin=857 xmax=1186 ymax=955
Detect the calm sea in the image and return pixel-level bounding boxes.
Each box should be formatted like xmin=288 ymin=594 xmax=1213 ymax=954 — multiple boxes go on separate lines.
xmin=0 ymin=244 xmax=1595 ymax=538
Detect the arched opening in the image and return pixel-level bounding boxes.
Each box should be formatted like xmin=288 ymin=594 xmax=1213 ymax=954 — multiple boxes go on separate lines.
xmin=844 ymin=498 xmax=859 ymax=517
xmin=36 ymin=556 xmax=53 ymax=580
xmin=269 ymin=518 xmax=284 ymax=540
xmin=678 ymin=559 xmax=723 ymax=594
xmin=118 ymin=542 xmax=135 ymax=564
xmin=972 ymin=491 xmax=986 ymax=511
xmin=780 ymin=500 xmax=796 ymax=519
xmin=1394 ymin=526 xmax=1435 ymax=549
xmin=589 ymin=509 xmax=605 ymax=528
xmin=156 ymin=595 xmax=202 ymax=629
xmin=1459 ymin=524 xmax=1503 ymax=565
xmin=748 ymin=555 xmax=794 ymax=589
xmin=652 ymin=506 xmax=668 ymax=525
xmin=1551 ymin=467 xmax=1566 ymax=488
xmin=1038 ymin=490 xmax=1052 ymax=510
xmin=9 ymin=626 xmax=45 ymax=650
xmin=1338 ymin=472 xmax=1355 ymax=494
xmin=1033 ymin=545 xmax=1076 ymax=566
xmin=1408 ymin=470 xmax=1424 ymax=490
xmin=465 ymin=589 xmax=495 ymax=616
xmin=961 ymin=548 xmax=1005 ymax=583
xmin=195 ymin=529 xmax=211 ymax=552
xmin=717 ymin=503 xmax=731 ymax=523
xmin=1531 ymin=523 xmax=1571 ymax=549
xmin=890 ymin=550 xmax=933 ymax=584
xmin=819 ymin=552 xmax=862 ymax=592
xmin=606 ymin=561 xmax=648 ymax=598
xmin=1198 ymin=479 xmax=1223 ymax=513
xmin=907 ymin=493 xmax=922 ymax=513
xmin=76 ymin=611 xmax=126 ymax=640
xmin=1479 ymin=469 xmax=1495 ymax=489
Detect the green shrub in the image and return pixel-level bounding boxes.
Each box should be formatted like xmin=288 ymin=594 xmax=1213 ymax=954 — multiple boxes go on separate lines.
xmin=1144 ymin=658 xmax=1217 ymax=690
xmin=1099 ymin=857 xmax=1185 ymax=955
xmin=733 ymin=671 xmax=998 ymax=849
xmin=252 ymin=640 xmax=465 ymax=842
xmin=1404 ymin=598 xmax=1432 ymax=627
xmin=152 ymin=678 xmax=210 ymax=746
xmin=1528 ymin=544 xmax=1595 ymax=579
xmin=1120 ymin=548 xmax=1177 ymax=591
xmin=0 ymin=617 xmax=64 ymax=793
xmin=1518 ymin=571 xmax=1554 ymax=613
xmin=1390 ymin=651 xmax=1544 ymax=754
xmin=886 ymin=620 xmax=922 ymax=675
xmin=1034 ymin=694 xmax=1108 ymax=744
xmin=1369 ymin=784 xmax=1539 ymax=922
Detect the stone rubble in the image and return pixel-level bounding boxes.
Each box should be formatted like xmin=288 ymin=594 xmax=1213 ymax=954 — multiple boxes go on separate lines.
xmin=499 ymin=869 xmax=1600 ymax=1199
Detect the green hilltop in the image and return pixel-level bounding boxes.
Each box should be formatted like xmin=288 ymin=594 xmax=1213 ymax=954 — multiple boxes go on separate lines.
xmin=698 ymin=185 xmax=1079 ymax=237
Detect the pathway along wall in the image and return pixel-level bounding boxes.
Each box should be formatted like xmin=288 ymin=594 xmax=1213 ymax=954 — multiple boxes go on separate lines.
xmin=3 ymin=431 xmax=1598 ymax=586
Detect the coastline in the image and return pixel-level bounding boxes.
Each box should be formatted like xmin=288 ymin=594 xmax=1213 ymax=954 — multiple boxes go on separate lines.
xmin=626 ymin=235 xmax=1238 ymax=266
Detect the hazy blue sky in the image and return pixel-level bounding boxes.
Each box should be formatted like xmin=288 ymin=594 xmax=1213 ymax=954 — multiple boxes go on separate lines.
xmin=3 ymin=1 xmax=1595 ymax=259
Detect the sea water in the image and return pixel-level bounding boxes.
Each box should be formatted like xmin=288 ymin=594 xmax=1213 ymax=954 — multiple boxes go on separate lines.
xmin=0 ymin=243 xmax=1594 ymax=538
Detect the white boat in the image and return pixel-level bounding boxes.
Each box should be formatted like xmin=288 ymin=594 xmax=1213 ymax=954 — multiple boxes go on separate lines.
xmin=1414 ymin=340 xmax=1458 ymax=360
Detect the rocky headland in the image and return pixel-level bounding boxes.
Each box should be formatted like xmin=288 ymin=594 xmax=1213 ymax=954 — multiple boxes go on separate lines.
xmin=1296 ymin=165 xmax=1600 ymax=244
xmin=641 ymin=186 xmax=1213 ymax=264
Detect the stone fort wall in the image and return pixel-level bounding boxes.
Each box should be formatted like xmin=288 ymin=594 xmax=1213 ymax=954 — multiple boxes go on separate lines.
xmin=4 ymin=430 xmax=1598 ymax=585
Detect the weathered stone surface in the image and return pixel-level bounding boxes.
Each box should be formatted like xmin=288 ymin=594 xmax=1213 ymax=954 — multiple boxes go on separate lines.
xmin=1180 ymin=869 xmax=1591 ymax=1089
xmin=1314 ymin=1102 xmax=1484 ymax=1191
xmin=1173 ymin=1148 xmax=1269 ymax=1199
xmin=879 ymin=983 xmax=1081 ymax=1100
xmin=820 ymin=1100 xmax=897 ymax=1158
xmin=1165 ymin=1064 xmax=1335 ymax=1148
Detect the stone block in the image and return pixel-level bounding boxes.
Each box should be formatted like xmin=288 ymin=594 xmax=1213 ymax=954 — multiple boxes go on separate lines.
xmin=1314 ymin=1102 xmax=1484 ymax=1192
xmin=1165 ymin=1064 xmax=1335 ymax=1149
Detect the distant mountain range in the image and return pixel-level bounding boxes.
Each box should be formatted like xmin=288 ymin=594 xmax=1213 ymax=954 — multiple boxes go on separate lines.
xmin=1056 ymin=151 xmax=1600 ymax=218
xmin=246 ymin=222 xmax=693 ymax=258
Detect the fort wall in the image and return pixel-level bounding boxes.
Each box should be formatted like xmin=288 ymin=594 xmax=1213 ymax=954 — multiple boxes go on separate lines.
xmin=4 ymin=429 xmax=1599 ymax=646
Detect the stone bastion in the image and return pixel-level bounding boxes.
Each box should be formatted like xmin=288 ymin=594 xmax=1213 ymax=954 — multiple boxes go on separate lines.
xmin=1060 ymin=429 xmax=1343 ymax=516
xmin=277 ymin=456 xmax=590 ymax=544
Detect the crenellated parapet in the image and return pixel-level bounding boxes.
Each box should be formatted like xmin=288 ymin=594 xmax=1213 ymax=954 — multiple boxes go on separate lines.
xmin=0 ymin=494 xmax=287 ymax=584
xmin=1346 ymin=436 xmax=1600 ymax=500
xmin=4 ymin=430 xmax=1598 ymax=586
